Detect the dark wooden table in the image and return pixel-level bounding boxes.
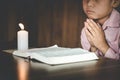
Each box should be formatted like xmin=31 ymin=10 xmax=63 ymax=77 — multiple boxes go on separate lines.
xmin=0 ymin=51 xmax=120 ymax=80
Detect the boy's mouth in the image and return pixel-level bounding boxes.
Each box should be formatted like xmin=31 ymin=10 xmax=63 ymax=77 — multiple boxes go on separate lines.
xmin=86 ymin=9 xmax=94 ymax=14
xmin=86 ymin=10 xmax=94 ymax=14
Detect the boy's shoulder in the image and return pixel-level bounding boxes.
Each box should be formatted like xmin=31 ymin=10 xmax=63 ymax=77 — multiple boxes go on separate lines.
xmin=103 ymin=9 xmax=120 ymax=28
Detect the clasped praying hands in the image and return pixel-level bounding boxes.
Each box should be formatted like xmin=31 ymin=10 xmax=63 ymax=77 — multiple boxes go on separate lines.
xmin=84 ymin=19 xmax=109 ymax=55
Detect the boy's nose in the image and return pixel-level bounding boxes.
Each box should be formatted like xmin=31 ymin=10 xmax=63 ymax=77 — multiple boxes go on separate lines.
xmin=87 ymin=0 xmax=94 ymax=7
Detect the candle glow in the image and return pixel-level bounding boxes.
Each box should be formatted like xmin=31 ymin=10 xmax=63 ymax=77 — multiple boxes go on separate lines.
xmin=19 ymin=23 xmax=24 ymax=30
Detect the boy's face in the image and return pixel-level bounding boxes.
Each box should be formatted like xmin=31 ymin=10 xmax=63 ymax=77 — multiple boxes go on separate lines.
xmin=83 ymin=0 xmax=114 ymax=20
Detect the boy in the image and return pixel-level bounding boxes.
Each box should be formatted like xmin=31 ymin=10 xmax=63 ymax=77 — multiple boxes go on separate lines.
xmin=81 ymin=0 xmax=120 ymax=59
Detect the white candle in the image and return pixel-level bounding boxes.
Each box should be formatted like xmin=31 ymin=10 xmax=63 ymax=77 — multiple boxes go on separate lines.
xmin=17 ymin=23 xmax=28 ymax=51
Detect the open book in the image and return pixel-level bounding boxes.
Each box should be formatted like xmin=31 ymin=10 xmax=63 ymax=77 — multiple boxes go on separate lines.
xmin=13 ymin=45 xmax=98 ymax=65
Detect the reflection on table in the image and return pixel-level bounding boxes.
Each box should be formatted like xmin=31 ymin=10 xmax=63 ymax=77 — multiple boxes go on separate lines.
xmin=1 ymin=51 xmax=120 ymax=80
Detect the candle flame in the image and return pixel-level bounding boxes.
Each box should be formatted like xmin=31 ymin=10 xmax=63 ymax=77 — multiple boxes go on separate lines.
xmin=19 ymin=23 xmax=24 ymax=30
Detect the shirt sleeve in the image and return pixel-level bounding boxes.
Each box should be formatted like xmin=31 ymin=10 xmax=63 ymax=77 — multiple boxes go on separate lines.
xmin=105 ymin=48 xmax=120 ymax=60
xmin=104 ymin=29 xmax=120 ymax=60
xmin=81 ymin=28 xmax=90 ymax=50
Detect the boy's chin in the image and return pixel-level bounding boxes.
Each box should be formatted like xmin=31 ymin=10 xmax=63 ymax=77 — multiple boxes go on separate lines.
xmin=88 ymin=17 xmax=98 ymax=19
xmin=87 ymin=15 xmax=98 ymax=19
xmin=88 ymin=16 xmax=98 ymax=20
xmin=87 ymin=17 xmax=98 ymax=22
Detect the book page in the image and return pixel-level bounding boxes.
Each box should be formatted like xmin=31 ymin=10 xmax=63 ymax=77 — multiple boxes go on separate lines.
xmin=30 ymin=48 xmax=90 ymax=57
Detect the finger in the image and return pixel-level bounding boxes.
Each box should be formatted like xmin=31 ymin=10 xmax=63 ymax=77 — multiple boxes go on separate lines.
xmin=87 ymin=19 xmax=99 ymax=33
xmin=90 ymin=19 xmax=99 ymax=28
xmin=97 ymin=23 xmax=102 ymax=30
xmin=86 ymin=19 xmax=95 ymax=31
xmin=84 ymin=22 xmax=96 ymax=36
xmin=85 ymin=26 xmax=94 ymax=39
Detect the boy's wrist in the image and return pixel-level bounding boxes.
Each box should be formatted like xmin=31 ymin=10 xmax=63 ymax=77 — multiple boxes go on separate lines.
xmin=98 ymin=44 xmax=109 ymax=55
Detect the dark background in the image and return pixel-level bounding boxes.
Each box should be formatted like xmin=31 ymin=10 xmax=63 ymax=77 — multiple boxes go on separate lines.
xmin=0 ymin=0 xmax=119 ymax=50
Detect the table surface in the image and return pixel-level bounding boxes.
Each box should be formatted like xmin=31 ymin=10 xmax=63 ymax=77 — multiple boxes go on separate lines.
xmin=1 ymin=51 xmax=120 ymax=80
